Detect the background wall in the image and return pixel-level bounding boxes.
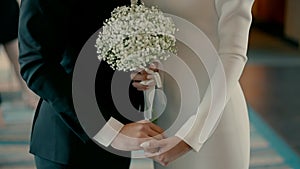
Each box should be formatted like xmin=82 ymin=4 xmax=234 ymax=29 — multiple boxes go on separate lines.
xmin=284 ymin=0 xmax=300 ymax=48
xmin=251 ymin=0 xmax=299 ymax=49
xmin=252 ymin=0 xmax=286 ymax=25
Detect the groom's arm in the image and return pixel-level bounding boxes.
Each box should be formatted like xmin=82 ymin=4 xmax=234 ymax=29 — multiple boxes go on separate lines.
xmin=93 ymin=118 xmax=165 ymax=151
xmin=18 ymin=0 xmax=89 ymax=142
xmin=92 ymin=66 xmax=164 ymax=150
xmin=93 ymin=117 xmax=124 ymax=147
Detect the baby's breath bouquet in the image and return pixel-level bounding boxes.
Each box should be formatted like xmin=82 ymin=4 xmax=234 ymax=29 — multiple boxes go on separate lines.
xmin=95 ymin=0 xmax=177 ymax=72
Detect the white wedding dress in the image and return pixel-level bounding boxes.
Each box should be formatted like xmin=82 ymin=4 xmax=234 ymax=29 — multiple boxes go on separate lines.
xmin=142 ymin=0 xmax=255 ymax=169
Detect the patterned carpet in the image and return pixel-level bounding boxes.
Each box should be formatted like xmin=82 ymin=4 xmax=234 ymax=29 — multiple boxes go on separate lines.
xmin=0 ymin=98 xmax=300 ymax=169
xmin=0 ymin=100 xmax=34 ymax=169
xmin=247 ymin=107 xmax=300 ymax=169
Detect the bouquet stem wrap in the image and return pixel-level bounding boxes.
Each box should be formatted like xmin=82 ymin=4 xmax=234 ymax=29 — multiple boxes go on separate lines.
xmin=141 ymin=67 xmax=163 ymax=120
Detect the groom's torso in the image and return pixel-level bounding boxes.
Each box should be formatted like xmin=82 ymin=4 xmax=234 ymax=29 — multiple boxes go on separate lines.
xmin=62 ymin=0 xmax=131 ymax=73
xmin=29 ymin=0 xmax=141 ymax=165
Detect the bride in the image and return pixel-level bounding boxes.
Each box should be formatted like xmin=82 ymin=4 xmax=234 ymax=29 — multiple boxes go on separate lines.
xmin=132 ymin=0 xmax=255 ymax=168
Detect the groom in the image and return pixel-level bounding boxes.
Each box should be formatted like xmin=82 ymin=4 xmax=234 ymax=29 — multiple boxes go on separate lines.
xmin=18 ymin=0 xmax=164 ymax=168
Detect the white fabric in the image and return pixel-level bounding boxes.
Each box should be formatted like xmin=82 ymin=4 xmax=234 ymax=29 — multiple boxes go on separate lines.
xmin=142 ymin=0 xmax=254 ymax=168
xmin=143 ymin=86 xmax=156 ymax=120
xmin=92 ymin=117 xmax=124 ymax=147
xmin=141 ymin=68 xmax=163 ymax=120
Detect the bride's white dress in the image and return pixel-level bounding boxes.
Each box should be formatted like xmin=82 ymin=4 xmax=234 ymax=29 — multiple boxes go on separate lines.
xmin=143 ymin=0 xmax=254 ymax=168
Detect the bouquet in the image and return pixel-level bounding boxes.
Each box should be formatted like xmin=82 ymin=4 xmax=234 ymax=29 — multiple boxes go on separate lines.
xmin=95 ymin=0 xmax=177 ymax=72
xmin=95 ymin=0 xmax=177 ymax=121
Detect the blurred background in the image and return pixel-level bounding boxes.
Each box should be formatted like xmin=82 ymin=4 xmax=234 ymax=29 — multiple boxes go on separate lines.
xmin=1 ymin=0 xmax=300 ymax=169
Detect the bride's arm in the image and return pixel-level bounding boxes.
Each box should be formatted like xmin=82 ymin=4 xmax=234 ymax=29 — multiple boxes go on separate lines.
xmin=175 ymin=0 xmax=255 ymax=152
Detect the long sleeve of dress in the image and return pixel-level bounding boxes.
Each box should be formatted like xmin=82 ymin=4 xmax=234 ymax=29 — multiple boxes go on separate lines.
xmin=18 ymin=0 xmax=90 ymax=143
xmin=175 ymin=0 xmax=254 ymax=152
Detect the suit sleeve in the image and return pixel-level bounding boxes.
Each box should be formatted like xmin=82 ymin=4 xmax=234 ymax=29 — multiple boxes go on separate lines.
xmin=175 ymin=0 xmax=254 ymax=152
xmin=18 ymin=0 xmax=89 ymax=143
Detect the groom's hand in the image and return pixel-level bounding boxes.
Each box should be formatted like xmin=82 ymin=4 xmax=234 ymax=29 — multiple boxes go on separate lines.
xmin=111 ymin=120 xmax=165 ymax=151
xmin=141 ymin=136 xmax=192 ymax=166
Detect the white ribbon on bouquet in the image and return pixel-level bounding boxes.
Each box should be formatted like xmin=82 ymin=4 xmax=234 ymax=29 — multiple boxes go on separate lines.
xmin=140 ymin=68 xmax=163 ymax=121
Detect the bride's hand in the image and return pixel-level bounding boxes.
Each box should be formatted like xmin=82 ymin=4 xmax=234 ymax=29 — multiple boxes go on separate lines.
xmin=131 ymin=63 xmax=159 ymax=91
xmin=140 ymin=136 xmax=192 ymax=166
xmin=111 ymin=120 xmax=164 ymax=151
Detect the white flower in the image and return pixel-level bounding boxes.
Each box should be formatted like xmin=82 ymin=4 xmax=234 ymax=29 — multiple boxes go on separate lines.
xmin=95 ymin=3 xmax=178 ymax=72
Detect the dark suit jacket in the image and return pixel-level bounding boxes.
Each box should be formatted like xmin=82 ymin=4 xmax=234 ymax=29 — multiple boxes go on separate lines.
xmin=18 ymin=0 xmax=144 ymax=166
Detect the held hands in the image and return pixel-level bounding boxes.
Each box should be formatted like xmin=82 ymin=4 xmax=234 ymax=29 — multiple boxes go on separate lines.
xmin=112 ymin=62 xmax=164 ymax=151
xmin=140 ymin=136 xmax=192 ymax=166
xmin=130 ymin=63 xmax=192 ymax=165
xmin=111 ymin=120 xmax=165 ymax=151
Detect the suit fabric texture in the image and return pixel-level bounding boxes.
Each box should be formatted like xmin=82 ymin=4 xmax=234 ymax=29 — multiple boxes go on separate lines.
xmin=18 ymin=0 xmax=143 ymax=167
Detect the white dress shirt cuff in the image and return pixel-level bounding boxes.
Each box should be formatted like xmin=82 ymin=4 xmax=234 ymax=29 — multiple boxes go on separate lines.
xmin=92 ymin=117 xmax=124 ymax=147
